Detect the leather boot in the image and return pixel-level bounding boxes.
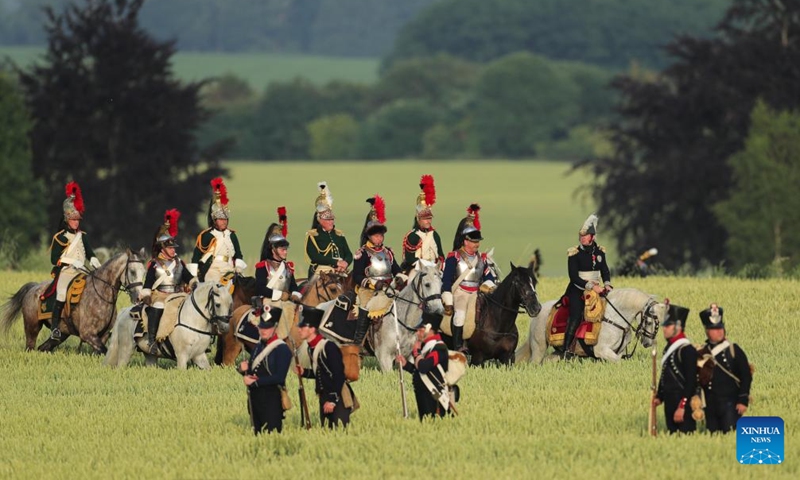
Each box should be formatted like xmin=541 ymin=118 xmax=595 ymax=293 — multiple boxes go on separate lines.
xmin=452 ymin=325 xmax=464 ymax=352
xmin=352 ymin=308 xmax=371 ymax=345
xmin=50 ymin=301 xmax=65 ymax=340
xmin=562 ymin=321 xmax=579 ymax=360
xmin=147 ymin=307 xmax=163 ymax=354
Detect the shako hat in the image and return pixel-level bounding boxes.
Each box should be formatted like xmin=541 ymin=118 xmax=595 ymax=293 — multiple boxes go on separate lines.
xmin=413 ymin=311 xmax=444 ymax=332
xmin=661 ymin=303 xmax=690 ymax=328
xmin=297 ymin=305 xmax=324 ymax=329
xmin=700 ymin=304 xmax=725 ymax=330
xmin=256 ymin=305 xmax=281 ymax=329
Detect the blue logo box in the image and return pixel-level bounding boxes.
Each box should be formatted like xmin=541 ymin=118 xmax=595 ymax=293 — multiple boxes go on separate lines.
xmin=737 ymin=416 xmax=784 ymax=465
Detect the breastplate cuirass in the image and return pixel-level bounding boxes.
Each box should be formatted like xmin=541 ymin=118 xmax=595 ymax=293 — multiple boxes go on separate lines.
xmin=266 ymin=260 xmax=291 ymax=292
xmin=367 ymin=250 xmax=392 ymax=280
xmin=155 ymin=261 xmax=181 ymax=291
xmin=456 ymin=254 xmax=483 ymax=284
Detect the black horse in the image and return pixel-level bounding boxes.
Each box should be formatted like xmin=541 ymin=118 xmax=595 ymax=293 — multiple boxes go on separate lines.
xmin=442 ymin=263 xmax=542 ymax=366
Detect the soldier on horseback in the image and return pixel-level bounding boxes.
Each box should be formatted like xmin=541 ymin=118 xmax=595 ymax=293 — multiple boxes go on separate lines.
xmin=562 ymin=214 xmax=613 ymax=359
xmin=304 ymin=182 xmax=353 ymax=278
xmin=48 ymin=181 xmax=102 ymax=340
xmin=189 ymin=177 xmax=246 ymax=282
xmin=401 ymin=175 xmax=444 ymax=271
xmin=139 ymin=209 xmax=195 ymax=354
xmin=442 ymin=204 xmax=496 ymax=352
xmin=352 ymin=195 xmax=404 ymax=347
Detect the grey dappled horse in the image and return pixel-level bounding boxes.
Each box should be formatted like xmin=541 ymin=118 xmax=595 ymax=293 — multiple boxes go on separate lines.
xmin=104 ymin=282 xmax=232 ymax=370
xmin=0 ymin=249 xmax=147 ymax=354
xmin=515 ymin=287 xmax=666 ymax=364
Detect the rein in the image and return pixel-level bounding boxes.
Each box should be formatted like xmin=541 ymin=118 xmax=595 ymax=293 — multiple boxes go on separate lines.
xmin=476 ymin=270 xmax=537 ymax=338
xmin=177 ymin=286 xmax=230 ymax=336
xmin=601 ymin=297 xmax=659 ymax=358
xmin=386 ymin=272 xmax=441 ymax=331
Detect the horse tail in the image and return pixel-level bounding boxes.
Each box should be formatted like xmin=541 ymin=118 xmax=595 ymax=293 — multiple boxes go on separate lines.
xmin=104 ymin=319 xmax=121 ymax=367
xmin=104 ymin=309 xmax=135 ymax=368
xmin=0 ymin=282 xmax=38 ymax=335
xmin=514 ymin=335 xmax=532 ymax=363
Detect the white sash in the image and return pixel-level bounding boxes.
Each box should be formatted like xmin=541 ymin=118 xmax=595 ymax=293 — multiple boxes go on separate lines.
xmin=266 ymin=261 xmax=287 ymax=301
xmin=61 ymin=231 xmax=84 ymax=265
xmin=251 ymin=339 xmax=286 ymax=376
xmin=661 ymin=337 xmax=691 ymax=368
xmin=710 ymin=340 xmax=731 ymax=357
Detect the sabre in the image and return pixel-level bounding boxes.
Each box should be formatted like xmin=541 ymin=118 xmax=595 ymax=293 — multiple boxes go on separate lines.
xmin=393 ymin=302 xmax=409 ymax=418
xmin=648 ymin=344 xmax=658 ymax=437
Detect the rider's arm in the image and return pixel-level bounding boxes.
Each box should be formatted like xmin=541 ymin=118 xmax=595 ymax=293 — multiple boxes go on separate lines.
xmin=441 ymin=254 xmax=457 ymax=292
xmin=352 ymin=251 xmax=369 ymax=287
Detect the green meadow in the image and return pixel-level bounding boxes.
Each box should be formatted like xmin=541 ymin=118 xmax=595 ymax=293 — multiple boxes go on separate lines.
xmin=0 ymin=46 xmax=378 ymax=88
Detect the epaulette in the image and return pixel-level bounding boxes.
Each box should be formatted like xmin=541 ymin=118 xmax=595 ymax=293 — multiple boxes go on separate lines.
xmin=402 ymin=231 xmax=421 ymax=252
xmin=354 ymin=248 xmax=364 ymax=260
xmin=447 ymin=251 xmax=458 ymax=259
xmin=306 ymin=229 xmax=318 ymax=237
xmin=51 ymin=230 xmax=68 ymax=248
xmin=195 ymin=228 xmax=215 ymax=253
xmin=598 ymin=245 xmax=606 ymax=252
xmin=334 ymin=228 xmax=344 ymax=236
xmin=255 ymin=260 xmax=266 ymax=269
xmin=146 ymin=259 xmax=156 ymax=269
xmin=286 ymin=261 xmax=295 ymax=274
xmin=567 ymin=246 xmax=579 ymax=256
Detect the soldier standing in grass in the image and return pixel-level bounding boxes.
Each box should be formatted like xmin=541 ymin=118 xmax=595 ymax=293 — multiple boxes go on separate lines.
xmin=395 ymin=312 xmax=452 ymax=420
xmin=189 ymin=177 xmax=246 ymax=282
xmin=697 ymin=304 xmax=752 ymax=434
xmin=304 ymin=181 xmax=353 ymax=278
xmin=562 ymin=214 xmax=612 ymax=359
xmin=239 ymin=306 xmax=292 ymax=435
xmin=47 ymin=181 xmax=102 ymax=340
xmin=653 ymin=304 xmax=697 ymax=434
xmin=401 ymin=175 xmax=444 ymax=271
xmin=295 ymin=306 xmax=358 ymax=428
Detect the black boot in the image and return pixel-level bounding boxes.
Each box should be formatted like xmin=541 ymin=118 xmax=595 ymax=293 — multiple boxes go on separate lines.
xmin=452 ymin=325 xmax=464 ymax=352
xmin=146 ymin=307 xmax=163 ymax=354
xmin=352 ymin=308 xmax=371 ymax=346
xmin=562 ymin=321 xmax=579 ymax=360
xmin=50 ymin=301 xmax=65 ymax=340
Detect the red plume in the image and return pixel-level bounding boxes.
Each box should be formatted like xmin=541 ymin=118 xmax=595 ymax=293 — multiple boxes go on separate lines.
xmin=468 ymin=203 xmax=481 ymax=230
xmin=373 ymin=195 xmax=386 ymax=224
xmin=277 ymin=206 xmax=288 ymax=237
xmin=65 ymin=181 xmax=85 ymax=214
xmin=420 ymin=175 xmax=436 ymax=206
xmin=210 ymin=177 xmax=228 ymax=205
xmin=164 ymin=209 xmax=181 ymax=237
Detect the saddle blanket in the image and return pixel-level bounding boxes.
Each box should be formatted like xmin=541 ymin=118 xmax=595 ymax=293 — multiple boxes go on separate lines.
xmin=356 ymin=288 xmax=393 ymax=319
xmin=439 ymin=293 xmax=479 ymax=340
xmin=547 ymin=296 xmax=602 ymax=348
xmin=233 ymin=305 xmax=259 ymax=344
xmin=37 ymin=274 xmax=86 ymax=322
xmin=320 ymin=295 xmax=358 ymax=344
xmin=156 ymin=293 xmax=188 ymax=341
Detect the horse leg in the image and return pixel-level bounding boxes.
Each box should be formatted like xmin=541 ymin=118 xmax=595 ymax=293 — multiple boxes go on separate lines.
xmin=192 ymin=351 xmax=212 ymax=370
xmin=593 ymin=344 xmax=622 ymax=362
xmin=81 ymin=333 xmax=108 ymax=355
xmin=37 ymin=334 xmax=68 ymax=352
xmin=24 ymin=319 xmax=45 ymax=351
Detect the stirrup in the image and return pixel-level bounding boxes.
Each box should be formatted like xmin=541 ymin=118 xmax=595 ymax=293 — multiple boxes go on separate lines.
xmin=50 ymin=328 xmax=62 ymax=340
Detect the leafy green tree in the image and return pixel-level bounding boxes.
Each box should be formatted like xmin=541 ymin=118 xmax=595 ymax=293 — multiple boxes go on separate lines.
xmin=587 ymin=0 xmax=800 ymax=271
xmin=372 ymin=55 xmax=479 ymax=110
xmin=356 ymin=100 xmax=439 ymax=159
xmin=471 ymin=52 xmax=580 ymax=158
xmin=714 ymin=101 xmax=800 ymax=274
xmin=0 ymin=72 xmax=45 ymax=268
xmin=252 ymin=77 xmax=323 ymax=160
xmin=16 ymin=0 xmax=228 ymax=249
xmin=307 ymin=113 xmax=359 ymax=160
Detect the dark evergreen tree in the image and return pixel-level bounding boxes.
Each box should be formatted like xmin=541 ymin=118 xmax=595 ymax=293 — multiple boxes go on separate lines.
xmin=16 ymin=0 xmax=229 ymax=250
xmin=586 ymin=0 xmax=800 ymax=271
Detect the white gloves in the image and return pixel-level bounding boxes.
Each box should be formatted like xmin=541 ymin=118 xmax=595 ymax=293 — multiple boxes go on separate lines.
xmin=90 ymin=257 xmax=102 ymax=269
xmin=291 ymin=291 xmax=303 ymax=302
xmin=234 ymin=258 xmax=247 ymax=272
xmin=442 ymin=291 xmax=453 ymax=306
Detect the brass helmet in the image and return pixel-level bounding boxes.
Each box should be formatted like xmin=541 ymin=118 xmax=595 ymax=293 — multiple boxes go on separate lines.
xmin=152 ymin=208 xmax=180 ymax=256
xmin=63 ymin=181 xmax=85 ymax=221
xmin=311 ymin=181 xmax=334 ymax=228
xmin=360 ymin=195 xmax=387 ymax=245
xmin=260 ymin=206 xmax=290 ymax=260
xmin=452 ymin=203 xmax=482 ymax=251
xmin=208 ymin=177 xmax=230 ymax=224
xmin=415 ymin=174 xmax=436 ymax=223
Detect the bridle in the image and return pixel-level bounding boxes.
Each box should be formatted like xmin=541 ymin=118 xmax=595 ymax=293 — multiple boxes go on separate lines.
xmin=602 ymin=297 xmax=660 ymax=358
xmin=386 ymin=271 xmax=442 ymax=331
xmin=82 ymin=254 xmax=145 ymax=305
xmin=178 ymin=284 xmax=232 ymax=336
xmin=482 ymin=269 xmax=539 ymax=316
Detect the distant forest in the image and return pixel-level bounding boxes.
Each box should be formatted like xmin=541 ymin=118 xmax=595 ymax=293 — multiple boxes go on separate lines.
xmin=1 ymin=0 xmax=729 ymax=68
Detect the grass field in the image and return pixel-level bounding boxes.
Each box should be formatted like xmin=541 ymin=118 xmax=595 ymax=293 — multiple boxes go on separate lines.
xmin=219 ymin=159 xmax=595 ymax=279
xmin=0 ymin=272 xmax=797 ymax=479
xmin=0 ymin=46 xmax=379 ymax=89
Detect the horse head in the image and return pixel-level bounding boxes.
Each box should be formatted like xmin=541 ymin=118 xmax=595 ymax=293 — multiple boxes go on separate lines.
xmin=207 ymin=283 xmax=233 ymax=334
xmin=638 ymin=299 xmax=665 ymax=348
xmin=405 ymin=260 xmax=444 ymax=314
xmin=122 ymin=248 xmax=147 ymax=304
xmin=303 ymin=270 xmax=349 ymax=305
xmin=508 ymin=262 xmax=542 ymax=317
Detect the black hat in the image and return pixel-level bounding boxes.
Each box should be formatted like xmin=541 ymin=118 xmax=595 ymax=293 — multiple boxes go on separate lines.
xmin=414 ymin=311 xmax=444 ymax=332
xmin=661 ymin=304 xmax=690 ymax=328
xmin=257 ymin=306 xmax=281 ymax=329
xmin=360 ymin=195 xmax=387 ymax=245
xmin=297 ymin=306 xmax=324 ymax=329
xmin=700 ymin=304 xmax=725 ymax=329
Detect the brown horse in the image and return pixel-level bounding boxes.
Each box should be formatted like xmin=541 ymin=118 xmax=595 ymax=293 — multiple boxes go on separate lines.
xmin=0 ymin=249 xmax=147 ymax=354
xmin=214 ymin=270 xmax=353 ymax=366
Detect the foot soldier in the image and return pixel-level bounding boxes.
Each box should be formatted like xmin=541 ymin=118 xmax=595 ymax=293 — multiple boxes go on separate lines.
xmin=562 ymin=214 xmax=612 ymax=358
xmin=442 ymin=204 xmax=496 ymax=352
xmin=697 ymin=304 xmax=753 ymax=434
xmin=295 ymin=306 xmax=358 ymax=429
xmin=189 ymin=177 xmax=246 ymax=282
xmin=139 ymin=209 xmax=195 ymax=354
xmin=401 ymin=175 xmax=444 ymax=271
xmin=304 ymin=181 xmax=353 ymax=278
xmin=395 ymin=312 xmax=452 ymax=420
xmin=654 ymin=304 xmax=697 ymax=434
xmin=352 ymin=195 xmax=404 ymax=346
xmin=48 ymin=182 xmax=102 ymax=340
xmin=238 ymin=307 xmax=292 ymax=435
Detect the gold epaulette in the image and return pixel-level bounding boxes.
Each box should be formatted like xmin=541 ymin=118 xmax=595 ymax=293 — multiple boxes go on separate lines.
xmin=306 ymin=229 xmax=318 ymax=237
xmin=51 ymin=230 xmax=68 ymax=249
xmin=195 ymin=228 xmax=214 ymax=253
xmin=567 ymin=246 xmax=579 ymax=256
xmin=334 ymin=229 xmax=344 ymax=235
xmin=598 ymin=245 xmax=607 ymax=252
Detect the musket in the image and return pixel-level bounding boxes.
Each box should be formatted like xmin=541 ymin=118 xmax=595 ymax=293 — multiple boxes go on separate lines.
xmin=288 ymin=336 xmax=312 ymax=430
xmin=393 ymin=302 xmax=409 ymax=418
xmin=648 ymin=345 xmax=658 ymax=437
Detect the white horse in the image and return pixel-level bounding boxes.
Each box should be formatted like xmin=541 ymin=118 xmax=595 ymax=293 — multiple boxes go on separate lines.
xmin=372 ymin=261 xmax=444 ymax=372
xmin=104 ymin=283 xmax=232 ymax=370
xmin=515 ymin=287 xmax=666 ymax=364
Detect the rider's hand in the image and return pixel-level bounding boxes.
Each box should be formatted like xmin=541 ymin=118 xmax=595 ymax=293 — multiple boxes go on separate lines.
xmin=443 ymin=305 xmax=454 ymax=317
xmin=291 ymin=291 xmax=303 ymax=303
xmin=592 ymin=284 xmax=605 ymax=294
xmin=90 ymin=257 xmax=102 ymax=269
xmin=336 ymin=259 xmax=348 ymax=271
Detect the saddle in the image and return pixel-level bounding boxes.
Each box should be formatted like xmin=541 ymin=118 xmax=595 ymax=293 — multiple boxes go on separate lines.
xmin=37 ymin=274 xmax=87 ymax=322
xmin=439 ymin=293 xmax=482 ymax=340
xmin=546 ymin=295 xmax=603 ymax=348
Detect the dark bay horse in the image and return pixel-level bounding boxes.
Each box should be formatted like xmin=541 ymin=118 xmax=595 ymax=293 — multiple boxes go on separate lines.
xmin=0 ymin=249 xmax=147 ymax=354
xmin=443 ymin=263 xmax=541 ymax=366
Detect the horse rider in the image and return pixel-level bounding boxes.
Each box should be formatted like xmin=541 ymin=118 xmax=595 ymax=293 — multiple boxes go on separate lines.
xmin=238 ymin=306 xmax=292 ymax=435
xmin=295 ymin=306 xmax=358 ymax=428
xmin=697 ymin=304 xmax=753 ymax=434
xmin=304 ymin=181 xmax=353 ymax=278
xmin=48 ymin=181 xmax=102 ymax=340
xmin=189 ymin=177 xmax=246 ymax=282
xmin=352 ymin=195 xmax=405 ymax=347
xmin=562 ymin=214 xmax=612 ymax=359
xmin=442 ymin=204 xmax=496 ymax=352
xmin=401 ymin=175 xmax=444 ymax=271
xmin=653 ymin=304 xmax=697 ymax=434
xmin=139 ymin=209 xmax=195 ymax=354
xmin=255 ymin=207 xmax=302 ymax=338
xmin=395 ymin=312 xmax=452 ymax=420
